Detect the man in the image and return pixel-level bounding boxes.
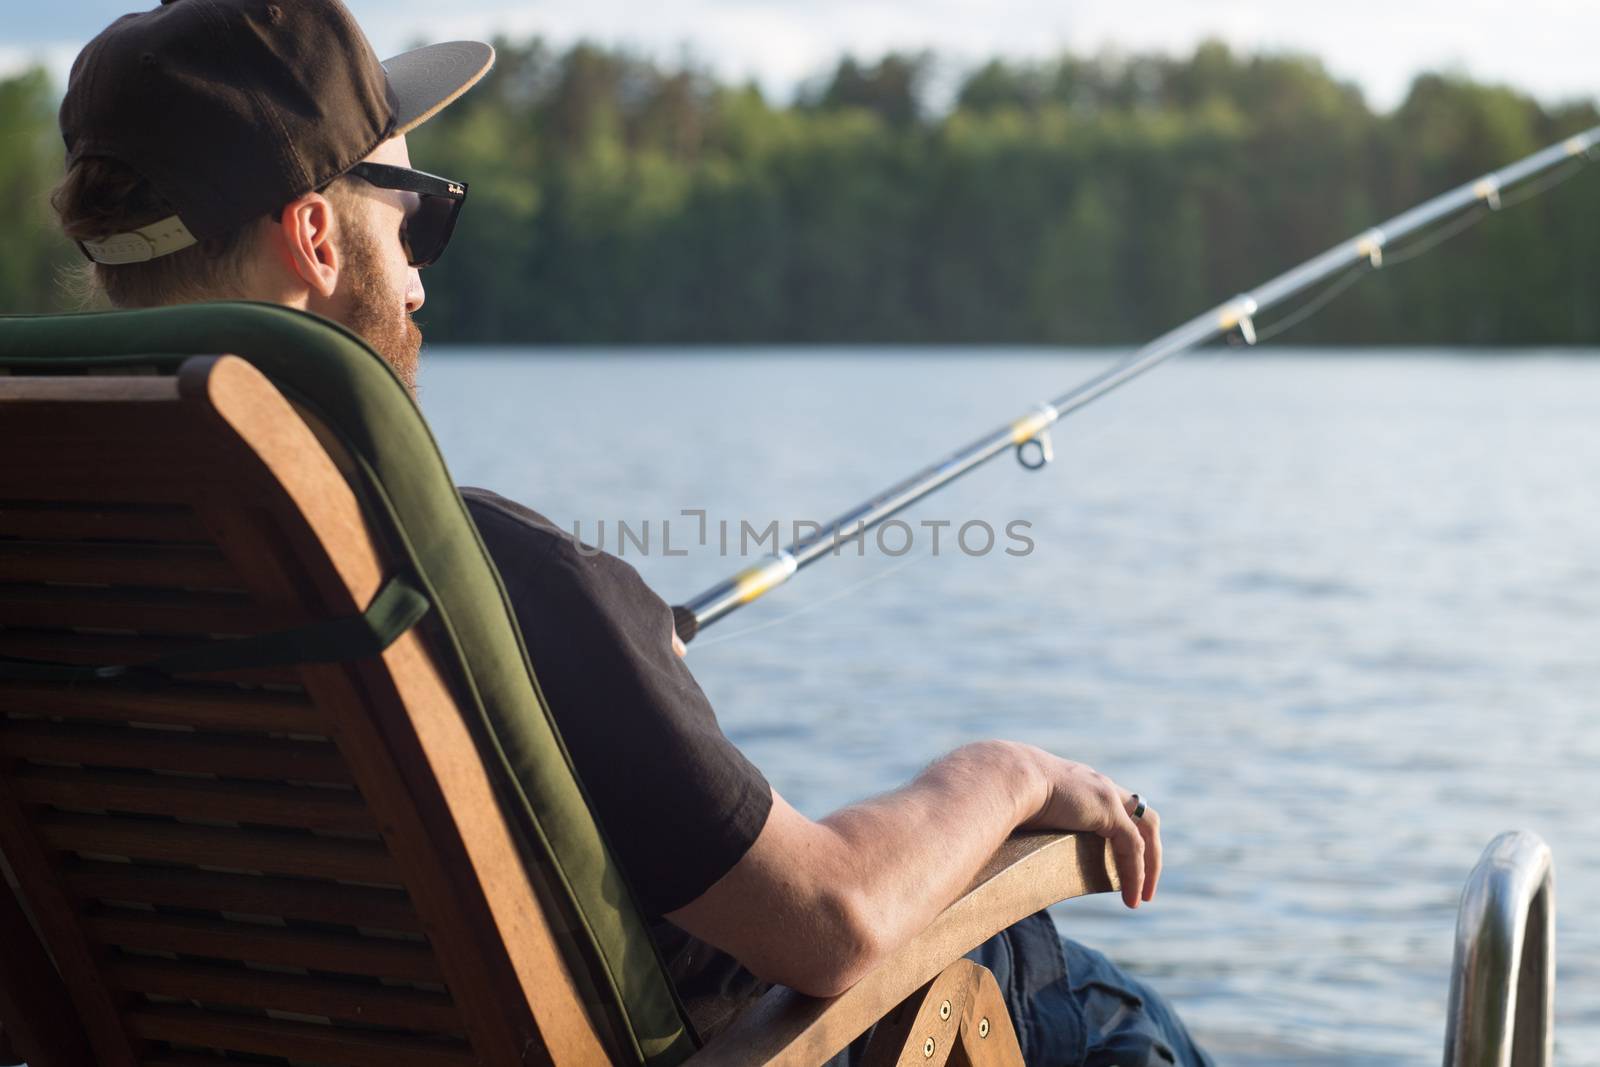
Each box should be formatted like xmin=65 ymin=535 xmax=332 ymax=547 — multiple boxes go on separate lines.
xmin=50 ymin=2 xmax=1211 ymax=1063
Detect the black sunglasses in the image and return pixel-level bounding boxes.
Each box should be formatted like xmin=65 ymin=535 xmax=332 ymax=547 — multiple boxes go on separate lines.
xmin=346 ymin=162 xmax=467 ymax=268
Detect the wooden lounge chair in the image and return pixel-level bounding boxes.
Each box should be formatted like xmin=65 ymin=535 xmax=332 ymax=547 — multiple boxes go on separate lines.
xmin=0 ymin=303 xmax=1118 ymax=1067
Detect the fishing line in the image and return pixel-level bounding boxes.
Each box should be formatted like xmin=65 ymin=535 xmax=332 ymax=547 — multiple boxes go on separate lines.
xmin=669 ymin=127 xmax=1600 ymax=642
xmin=696 ymin=150 xmax=1589 ymax=652
xmin=1249 ymin=209 xmax=1483 ymax=344
xmin=1500 ymin=157 xmax=1589 ymax=211
xmin=692 ymin=360 xmax=1185 ymax=651
xmin=1374 ymin=160 xmax=1584 ymax=270
xmin=686 ymin=551 xmax=927 ymax=651
xmin=1251 ymin=265 xmax=1371 ymax=345
xmin=1247 ymin=160 xmax=1588 ymax=341
xmin=692 ymin=420 xmax=1083 ymax=651
xmin=1380 ymin=206 xmax=1491 ymax=267
xmin=691 ymin=199 xmax=1514 ymax=653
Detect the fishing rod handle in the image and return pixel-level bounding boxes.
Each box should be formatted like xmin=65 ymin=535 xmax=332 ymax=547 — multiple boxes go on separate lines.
xmin=673 ymin=604 xmax=698 ymax=644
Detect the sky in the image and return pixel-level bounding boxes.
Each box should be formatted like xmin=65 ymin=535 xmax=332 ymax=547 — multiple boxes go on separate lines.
xmin=5 ymin=0 xmax=1597 ymax=112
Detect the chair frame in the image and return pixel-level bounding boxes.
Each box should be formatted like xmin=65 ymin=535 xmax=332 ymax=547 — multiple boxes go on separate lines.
xmin=0 ymin=355 xmax=1117 ymax=1067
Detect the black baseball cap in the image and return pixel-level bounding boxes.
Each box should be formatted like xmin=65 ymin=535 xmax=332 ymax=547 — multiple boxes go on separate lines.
xmin=60 ymin=0 xmax=493 ymax=264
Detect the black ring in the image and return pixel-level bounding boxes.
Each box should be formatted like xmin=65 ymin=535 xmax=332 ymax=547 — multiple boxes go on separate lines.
xmin=1130 ymin=794 xmax=1147 ymax=820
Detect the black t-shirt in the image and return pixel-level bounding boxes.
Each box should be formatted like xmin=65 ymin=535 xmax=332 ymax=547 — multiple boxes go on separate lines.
xmin=459 ymin=487 xmax=773 ymax=919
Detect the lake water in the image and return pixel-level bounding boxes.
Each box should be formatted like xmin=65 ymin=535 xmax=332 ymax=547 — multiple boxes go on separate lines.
xmin=421 ymin=347 xmax=1600 ymax=1066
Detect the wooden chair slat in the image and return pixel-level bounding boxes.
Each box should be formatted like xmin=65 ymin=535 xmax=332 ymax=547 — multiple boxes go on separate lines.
xmin=125 ymin=1004 xmax=476 ymax=1067
xmin=0 ymin=720 xmax=351 ymax=782
xmin=63 ymin=862 xmax=422 ymax=933
xmin=86 ymin=912 xmax=441 ymax=982
xmin=105 ymin=958 xmax=461 ymax=1033
xmin=125 ymin=1004 xmax=473 ymax=1062
xmin=0 ymin=378 xmax=178 ymax=403
xmin=0 ymin=542 xmax=239 ymax=591
xmin=138 ymin=1055 xmax=299 ymax=1067
xmin=0 ymin=460 xmax=240 ymax=511
xmin=0 ymin=631 xmax=301 ymax=686
xmin=0 ymin=398 xmax=243 ymax=503
xmin=0 ymin=681 xmax=320 ymax=734
xmin=0 ymin=503 xmax=210 ymax=545
xmin=0 ymin=584 xmax=294 ymax=637
xmin=36 ymin=812 xmax=396 ymax=883
xmin=0 ymin=477 xmax=217 ymax=506
xmin=137 ymin=1056 xmax=325 ymax=1067
xmin=13 ymin=766 xmax=373 ymax=833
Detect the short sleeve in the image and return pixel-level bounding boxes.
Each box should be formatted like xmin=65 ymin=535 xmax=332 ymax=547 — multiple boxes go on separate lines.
xmin=460 ymin=488 xmax=773 ymax=918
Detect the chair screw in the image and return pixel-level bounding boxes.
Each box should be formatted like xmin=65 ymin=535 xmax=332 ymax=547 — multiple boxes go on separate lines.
xmin=923 ymin=1036 xmax=935 ymax=1058
xmin=939 ymin=999 xmax=951 ymax=1020
xmin=979 ymin=1017 xmax=991 ymax=1039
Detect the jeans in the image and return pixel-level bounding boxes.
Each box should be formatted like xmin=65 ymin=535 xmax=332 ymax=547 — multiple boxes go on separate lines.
xmin=966 ymin=911 xmax=1212 ymax=1067
xmin=833 ymin=911 xmax=1212 ymax=1067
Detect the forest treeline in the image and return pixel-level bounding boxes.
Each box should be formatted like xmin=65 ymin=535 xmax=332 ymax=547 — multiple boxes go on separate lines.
xmin=3 ymin=40 xmax=1598 ymax=344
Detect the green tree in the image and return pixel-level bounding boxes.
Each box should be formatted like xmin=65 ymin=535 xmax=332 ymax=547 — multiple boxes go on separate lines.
xmin=0 ymin=68 xmax=76 ymax=314
xmin=3 ymin=44 xmax=1598 ymax=345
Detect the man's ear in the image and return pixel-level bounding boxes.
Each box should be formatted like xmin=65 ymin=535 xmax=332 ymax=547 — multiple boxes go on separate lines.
xmin=275 ymin=192 xmax=340 ymax=298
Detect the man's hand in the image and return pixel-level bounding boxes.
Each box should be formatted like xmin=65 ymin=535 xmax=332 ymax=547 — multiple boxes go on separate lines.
xmin=1015 ymin=746 xmax=1161 ymax=909
xmin=668 ymin=740 xmax=1163 ymax=996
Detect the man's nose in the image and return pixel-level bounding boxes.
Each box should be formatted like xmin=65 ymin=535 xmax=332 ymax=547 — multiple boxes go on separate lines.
xmin=406 ymin=268 xmax=425 ymax=314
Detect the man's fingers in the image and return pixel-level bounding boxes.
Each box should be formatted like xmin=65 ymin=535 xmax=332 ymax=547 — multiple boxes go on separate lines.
xmin=1105 ymin=813 xmax=1144 ymax=909
xmin=1118 ymin=791 xmax=1161 ymax=903
xmin=1139 ymin=810 xmax=1161 ymax=901
xmin=1039 ymin=765 xmax=1157 ymax=908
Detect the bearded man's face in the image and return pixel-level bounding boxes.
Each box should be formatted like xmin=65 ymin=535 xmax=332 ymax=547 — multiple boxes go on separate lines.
xmin=324 ymin=135 xmax=428 ymax=396
xmin=337 ymin=215 xmax=423 ymax=393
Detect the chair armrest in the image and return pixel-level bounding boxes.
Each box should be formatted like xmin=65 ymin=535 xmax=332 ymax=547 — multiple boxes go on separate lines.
xmin=685 ymin=831 xmax=1117 ymax=1067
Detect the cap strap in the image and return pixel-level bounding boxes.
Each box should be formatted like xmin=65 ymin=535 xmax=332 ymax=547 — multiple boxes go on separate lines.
xmin=80 ymin=215 xmax=198 ymax=265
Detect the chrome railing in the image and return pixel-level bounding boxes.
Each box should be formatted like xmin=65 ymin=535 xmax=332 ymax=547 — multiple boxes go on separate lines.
xmin=1443 ymin=830 xmax=1556 ymax=1067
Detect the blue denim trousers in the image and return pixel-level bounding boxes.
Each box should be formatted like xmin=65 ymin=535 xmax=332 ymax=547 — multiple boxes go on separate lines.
xmin=966 ymin=911 xmax=1213 ymax=1067
xmin=834 ymin=911 xmax=1212 ymax=1067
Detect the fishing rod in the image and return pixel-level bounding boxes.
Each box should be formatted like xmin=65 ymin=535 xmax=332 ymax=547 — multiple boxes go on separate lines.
xmin=670 ymin=126 xmax=1600 ymax=644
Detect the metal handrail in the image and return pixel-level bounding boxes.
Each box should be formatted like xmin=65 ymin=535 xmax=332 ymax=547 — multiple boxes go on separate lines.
xmin=1443 ymin=830 xmax=1556 ymax=1067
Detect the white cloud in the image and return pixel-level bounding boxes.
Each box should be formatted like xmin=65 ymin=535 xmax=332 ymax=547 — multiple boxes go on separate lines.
xmin=17 ymin=1 xmax=1599 ymax=110
xmin=345 ymin=0 xmax=1600 ymax=111
xmin=0 ymin=43 xmax=81 ymax=91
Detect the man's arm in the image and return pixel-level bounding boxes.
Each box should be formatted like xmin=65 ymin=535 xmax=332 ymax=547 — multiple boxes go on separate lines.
xmin=665 ymin=739 xmax=1159 ymax=998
